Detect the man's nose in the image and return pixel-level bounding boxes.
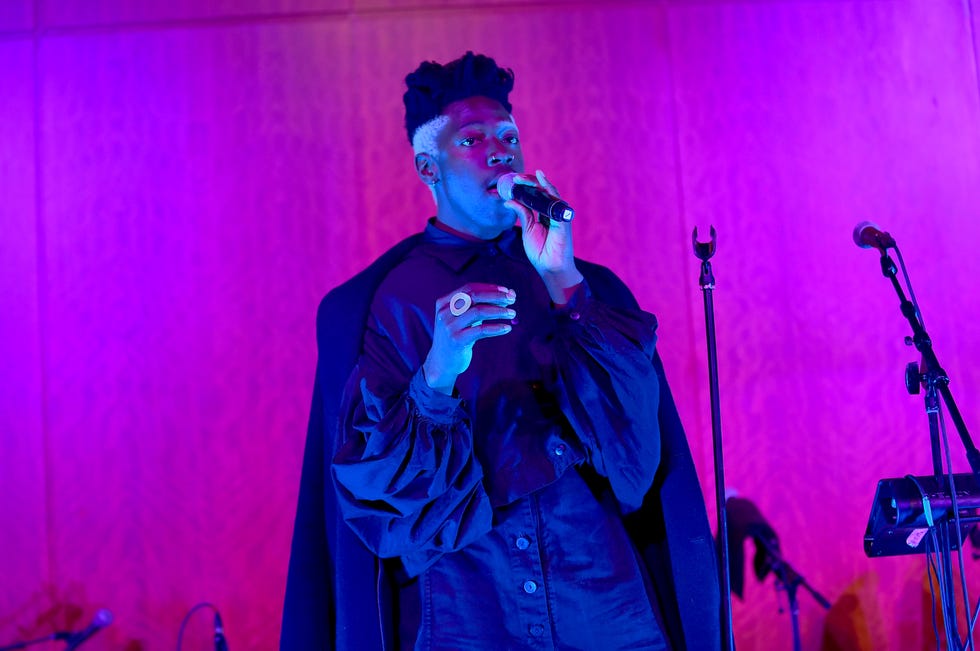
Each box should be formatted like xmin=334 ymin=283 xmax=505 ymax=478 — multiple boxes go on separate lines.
xmin=487 ymin=145 xmax=515 ymax=166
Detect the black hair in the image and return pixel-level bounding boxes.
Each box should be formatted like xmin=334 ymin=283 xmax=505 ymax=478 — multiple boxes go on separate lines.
xmin=403 ymin=51 xmax=515 ymax=143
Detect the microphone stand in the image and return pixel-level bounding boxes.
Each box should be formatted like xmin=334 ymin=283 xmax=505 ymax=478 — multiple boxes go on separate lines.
xmin=756 ymin=538 xmax=831 ymax=651
xmin=0 ymin=634 xmax=58 ymax=651
xmin=0 ymin=631 xmax=87 ymax=651
xmin=877 ymin=247 xmax=978 ymax=648
xmin=878 ymin=252 xmax=980 ymax=474
xmin=693 ymin=226 xmax=735 ymax=651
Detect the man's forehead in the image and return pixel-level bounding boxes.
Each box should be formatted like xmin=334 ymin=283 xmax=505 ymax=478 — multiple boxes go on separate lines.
xmin=454 ymin=117 xmax=519 ymax=132
xmin=443 ymin=96 xmax=516 ymax=128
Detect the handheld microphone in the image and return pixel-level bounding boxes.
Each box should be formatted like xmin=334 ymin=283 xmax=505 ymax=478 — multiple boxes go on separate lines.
xmin=61 ymin=609 xmax=113 ymax=651
xmin=497 ymin=173 xmax=574 ymax=222
xmin=853 ymin=221 xmax=897 ymax=251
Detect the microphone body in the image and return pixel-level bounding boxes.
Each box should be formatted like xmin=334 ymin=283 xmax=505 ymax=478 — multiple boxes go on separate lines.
xmin=853 ymin=221 xmax=897 ymax=251
xmin=497 ymin=173 xmax=574 ymax=222
xmin=63 ymin=609 xmax=113 ymax=651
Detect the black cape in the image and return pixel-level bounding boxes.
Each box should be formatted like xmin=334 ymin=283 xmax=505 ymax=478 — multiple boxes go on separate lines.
xmin=281 ymin=232 xmax=721 ymax=650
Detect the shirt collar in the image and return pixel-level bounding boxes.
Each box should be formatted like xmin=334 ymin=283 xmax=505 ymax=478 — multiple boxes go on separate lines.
xmin=420 ymin=218 xmax=524 ymax=273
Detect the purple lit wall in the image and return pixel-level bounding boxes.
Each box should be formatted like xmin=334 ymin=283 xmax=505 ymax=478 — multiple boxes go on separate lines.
xmin=2 ymin=1 xmax=980 ymax=649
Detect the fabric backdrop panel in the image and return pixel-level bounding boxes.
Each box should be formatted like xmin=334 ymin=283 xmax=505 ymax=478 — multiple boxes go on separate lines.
xmin=668 ymin=1 xmax=980 ymax=649
xmin=354 ymin=0 xmax=572 ymax=8
xmin=0 ymin=0 xmax=33 ymax=32
xmin=34 ymin=16 xmax=358 ymax=649
xmin=0 ymin=36 xmax=50 ymax=636
xmin=41 ymin=0 xmax=350 ymax=28
xmin=2 ymin=1 xmax=980 ymax=649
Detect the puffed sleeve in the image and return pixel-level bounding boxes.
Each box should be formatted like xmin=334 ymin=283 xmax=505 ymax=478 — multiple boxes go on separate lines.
xmin=332 ymin=323 xmax=494 ymax=577
xmin=534 ymin=282 xmax=661 ymax=513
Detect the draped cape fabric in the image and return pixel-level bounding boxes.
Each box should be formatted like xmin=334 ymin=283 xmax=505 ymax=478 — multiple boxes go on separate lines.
xmin=280 ymin=232 xmax=721 ymax=651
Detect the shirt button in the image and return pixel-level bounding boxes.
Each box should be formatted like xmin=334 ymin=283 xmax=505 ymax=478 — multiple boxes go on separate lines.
xmin=523 ymin=580 xmax=538 ymax=594
xmin=554 ymin=444 xmax=566 ymax=457
xmin=515 ymin=535 xmax=530 ymax=550
xmin=569 ymin=311 xmax=581 ymax=321
xmin=529 ymin=624 xmax=545 ymax=637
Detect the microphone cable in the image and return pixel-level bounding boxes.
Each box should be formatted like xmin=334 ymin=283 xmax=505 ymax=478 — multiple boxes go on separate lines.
xmin=176 ymin=602 xmax=228 ymax=651
xmin=894 ymin=238 xmax=974 ymax=651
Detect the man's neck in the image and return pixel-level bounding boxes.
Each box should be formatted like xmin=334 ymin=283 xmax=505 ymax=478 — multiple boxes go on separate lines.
xmin=431 ymin=217 xmax=505 ymax=242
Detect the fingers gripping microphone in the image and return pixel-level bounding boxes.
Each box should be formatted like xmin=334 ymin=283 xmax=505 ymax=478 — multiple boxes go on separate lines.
xmin=497 ymin=173 xmax=574 ymax=222
xmin=853 ymin=221 xmax=897 ymax=251
xmin=62 ymin=609 xmax=113 ymax=651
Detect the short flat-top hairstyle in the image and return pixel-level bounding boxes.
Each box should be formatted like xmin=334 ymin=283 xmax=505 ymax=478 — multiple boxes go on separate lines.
xmin=403 ymin=51 xmax=515 ymax=145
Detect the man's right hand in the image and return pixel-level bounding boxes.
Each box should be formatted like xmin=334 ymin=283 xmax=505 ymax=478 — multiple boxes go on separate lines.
xmin=422 ymin=283 xmax=517 ymax=394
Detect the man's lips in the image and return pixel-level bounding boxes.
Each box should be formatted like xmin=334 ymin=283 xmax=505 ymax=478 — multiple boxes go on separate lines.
xmin=487 ymin=169 xmax=518 ymax=189
xmin=486 ymin=172 xmax=513 ymax=197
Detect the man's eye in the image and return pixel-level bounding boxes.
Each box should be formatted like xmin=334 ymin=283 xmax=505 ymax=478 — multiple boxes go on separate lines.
xmin=460 ymin=136 xmax=478 ymax=146
xmin=504 ymin=135 xmax=520 ymax=145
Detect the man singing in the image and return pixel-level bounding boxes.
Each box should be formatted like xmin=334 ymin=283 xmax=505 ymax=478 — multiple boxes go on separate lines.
xmin=282 ymin=51 xmax=719 ymax=651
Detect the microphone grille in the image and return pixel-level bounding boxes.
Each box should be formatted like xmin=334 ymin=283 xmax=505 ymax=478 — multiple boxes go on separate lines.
xmin=852 ymin=220 xmax=878 ymax=248
xmin=496 ymin=173 xmax=518 ymax=201
xmin=94 ymin=608 xmax=114 ymax=627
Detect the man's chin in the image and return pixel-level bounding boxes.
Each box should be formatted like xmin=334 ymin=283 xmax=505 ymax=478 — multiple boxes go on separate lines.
xmin=494 ymin=203 xmax=520 ymax=224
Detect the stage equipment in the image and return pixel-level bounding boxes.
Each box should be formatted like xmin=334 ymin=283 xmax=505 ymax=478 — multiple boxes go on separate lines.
xmin=858 ymin=221 xmax=980 ymax=650
xmin=214 ymin=610 xmax=229 ymax=651
xmin=0 ymin=609 xmax=113 ymax=651
xmin=692 ymin=226 xmax=735 ymax=651
xmin=176 ymin=602 xmax=230 ymax=651
xmin=864 ymin=474 xmax=980 ymax=557
xmin=727 ymin=496 xmax=830 ymax=651
xmin=727 ymin=495 xmax=778 ymax=598
xmin=62 ymin=610 xmax=112 ymax=651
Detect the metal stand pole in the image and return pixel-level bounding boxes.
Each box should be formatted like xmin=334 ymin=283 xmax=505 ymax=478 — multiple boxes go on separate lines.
xmin=876 ymin=249 xmax=975 ymax=649
xmin=693 ymin=226 xmax=735 ymax=651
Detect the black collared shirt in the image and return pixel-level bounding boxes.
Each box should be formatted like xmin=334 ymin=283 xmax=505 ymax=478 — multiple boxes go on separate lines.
xmin=334 ymin=221 xmax=668 ymax=650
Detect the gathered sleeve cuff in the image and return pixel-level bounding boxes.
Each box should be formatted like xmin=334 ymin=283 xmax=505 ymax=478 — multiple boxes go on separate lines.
xmin=332 ymin=367 xmax=493 ymax=576
xmin=536 ymin=282 xmax=662 ymax=512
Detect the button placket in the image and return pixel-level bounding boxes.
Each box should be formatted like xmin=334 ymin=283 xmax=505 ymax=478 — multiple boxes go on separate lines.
xmin=506 ymin=500 xmax=552 ymax=647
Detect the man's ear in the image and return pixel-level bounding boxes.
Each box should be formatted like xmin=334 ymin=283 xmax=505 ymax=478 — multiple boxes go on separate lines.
xmin=415 ymin=153 xmax=439 ymax=185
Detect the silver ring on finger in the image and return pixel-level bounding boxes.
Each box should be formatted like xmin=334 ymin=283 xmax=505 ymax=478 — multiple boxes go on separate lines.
xmin=449 ymin=292 xmax=472 ymax=317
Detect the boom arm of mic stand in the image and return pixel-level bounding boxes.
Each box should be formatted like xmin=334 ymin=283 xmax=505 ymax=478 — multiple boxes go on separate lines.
xmin=878 ymin=252 xmax=980 ymax=475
